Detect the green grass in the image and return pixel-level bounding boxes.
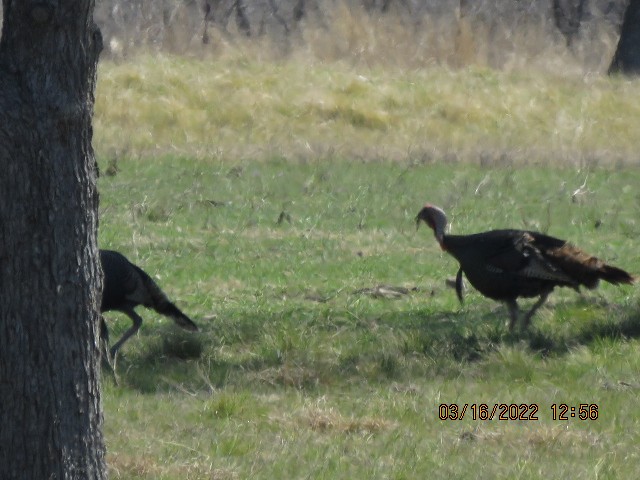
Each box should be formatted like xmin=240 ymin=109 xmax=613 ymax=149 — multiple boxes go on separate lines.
xmin=96 ymin=47 xmax=640 ymax=479
xmin=100 ymin=155 xmax=640 ymax=479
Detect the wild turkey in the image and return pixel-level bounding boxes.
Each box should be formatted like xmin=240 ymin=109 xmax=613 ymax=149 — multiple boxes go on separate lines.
xmin=416 ymin=205 xmax=635 ymax=330
xmin=100 ymin=250 xmax=198 ymax=360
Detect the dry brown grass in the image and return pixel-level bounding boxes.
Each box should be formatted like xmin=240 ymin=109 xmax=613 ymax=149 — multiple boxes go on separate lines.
xmin=97 ymin=0 xmax=621 ymax=73
xmin=95 ymin=53 xmax=640 ymax=167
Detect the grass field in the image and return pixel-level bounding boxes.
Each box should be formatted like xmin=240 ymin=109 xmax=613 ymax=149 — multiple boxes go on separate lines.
xmin=97 ymin=55 xmax=640 ymax=479
xmin=95 ymin=55 xmax=640 ymax=166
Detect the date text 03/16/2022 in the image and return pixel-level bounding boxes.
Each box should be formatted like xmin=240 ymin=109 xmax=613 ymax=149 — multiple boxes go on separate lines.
xmin=438 ymin=404 xmax=599 ymax=421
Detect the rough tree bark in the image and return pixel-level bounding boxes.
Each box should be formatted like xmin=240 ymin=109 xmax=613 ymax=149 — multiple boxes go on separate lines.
xmin=0 ymin=1 xmax=105 ymax=479
xmin=609 ymin=0 xmax=640 ymax=74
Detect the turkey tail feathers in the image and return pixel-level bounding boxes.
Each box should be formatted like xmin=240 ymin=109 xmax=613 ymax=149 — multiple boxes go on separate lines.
xmin=545 ymin=243 xmax=635 ymax=289
xmin=157 ymin=301 xmax=199 ymax=332
xmin=599 ymin=264 xmax=636 ymax=286
xmin=135 ymin=264 xmax=199 ymax=332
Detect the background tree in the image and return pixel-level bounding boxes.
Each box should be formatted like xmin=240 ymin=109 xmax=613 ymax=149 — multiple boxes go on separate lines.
xmin=0 ymin=1 xmax=106 ymax=478
xmin=552 ymin=0 xmax=588 ymax=49
xmin=609 ymin=0 xmax=640 ymax=74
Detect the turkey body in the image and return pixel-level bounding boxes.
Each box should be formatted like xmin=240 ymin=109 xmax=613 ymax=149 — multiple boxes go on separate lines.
xmin=445 ymin=230 xmax=576 ymax=302
xmin=417 ymin=205 xmax=635 ymax=330
xmin=100 ymin=249 xmax=198 ymax=360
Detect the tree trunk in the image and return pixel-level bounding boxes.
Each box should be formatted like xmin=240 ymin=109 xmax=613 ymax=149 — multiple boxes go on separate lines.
xmin=609 ymin=0 xmax=640 ymax=74
xmin=0 ymin=1 xmax=105 ymax=479
xmin=552 ymin=0 xmax=587 ymax=48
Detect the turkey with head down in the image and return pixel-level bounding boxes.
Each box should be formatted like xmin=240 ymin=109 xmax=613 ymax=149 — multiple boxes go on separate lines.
xmin=100 ymin=250 xmax=199 ymax=363
xmin=416 ymin=204 xmax=635 ymax=331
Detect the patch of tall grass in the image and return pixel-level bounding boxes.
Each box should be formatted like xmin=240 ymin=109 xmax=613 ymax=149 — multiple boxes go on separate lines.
xmin=95 ymin=54 xmax=640 ymax=167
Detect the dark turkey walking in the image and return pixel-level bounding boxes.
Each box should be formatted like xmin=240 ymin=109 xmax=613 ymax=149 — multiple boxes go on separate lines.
xmin=100 ymin=250 xmax=198 ymax=361
xmin=416 ymin=205 xmax=635 ymax=330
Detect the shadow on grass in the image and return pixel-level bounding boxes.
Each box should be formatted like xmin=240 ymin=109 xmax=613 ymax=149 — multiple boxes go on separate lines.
xmin=374 ymin=298 xmax=640 ymax=362
xmin=521 ymin=306 xmax=640 ymax=357
xmin=106 ymin=327 xmax=205 ymax=393
xmin=108 ymin=301 xmax=640 ymax=393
